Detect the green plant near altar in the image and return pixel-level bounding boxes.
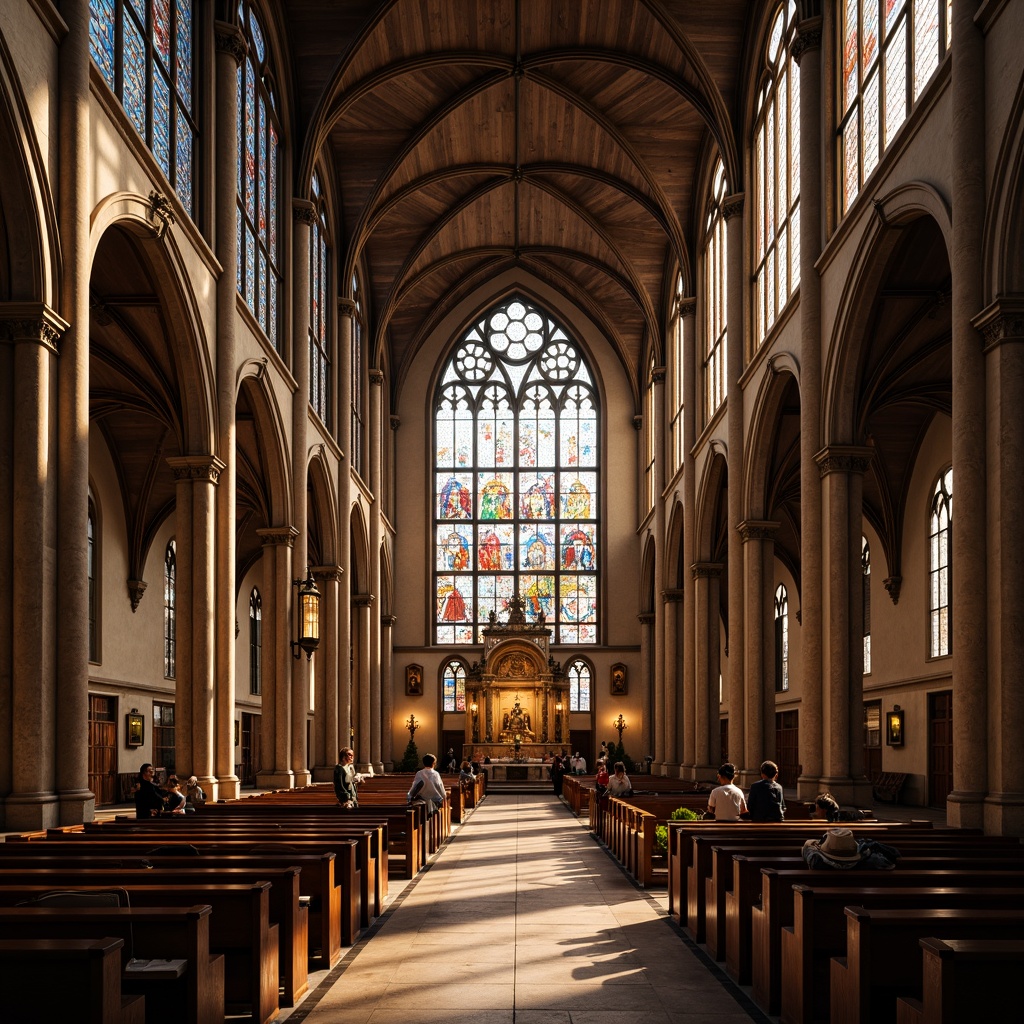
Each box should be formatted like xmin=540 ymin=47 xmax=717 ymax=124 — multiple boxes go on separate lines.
xmin=399 ymin=739 xmax=420 ymax=772
xmin=654 ymin=805 xmax=700 ymax=853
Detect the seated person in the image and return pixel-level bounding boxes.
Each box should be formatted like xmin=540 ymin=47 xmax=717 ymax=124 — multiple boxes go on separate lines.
xmin=707 ymin=763 xmax=747 ymax=821
xmin=809 ymin=791 xmax=840 ymax=822
xmin=605 ymin=761 xmax=632 ymax=797
xmin=134 ymin=763 xmax=165 ymax=819
xmin=163 ymin=776 xmax=186 ymax=815
xmin=746 ymin=760 xmax=786 ymax=822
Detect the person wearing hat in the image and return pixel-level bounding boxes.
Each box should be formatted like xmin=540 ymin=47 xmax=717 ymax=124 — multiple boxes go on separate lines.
xmin=802 ymin=828 xmax=864 ymax=868
xmin=707 ymin=763 xmax=747 ymax=821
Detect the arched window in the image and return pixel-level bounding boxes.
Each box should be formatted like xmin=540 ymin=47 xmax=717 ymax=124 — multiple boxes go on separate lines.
xmin=434 ymin=296 xmax=599 ymax=644
xmin=862 ymin=536 xmax=871 ymax=674
xmin=88 ymin=497 xmax=98 ymax=662
xmin=754 ymin=2 xmax=800 ymax=346
xmin=163 ymin=540 xmax=176 ymax=678
xmin=669 ymin=273 xmax=686 ymax=475
xmin=350 ymin=272 xmax=365 ymax=479
xmin=237 ymin=0 xmax=282 ymax=348
xmin=644 ymin=356 xmax=656 ymax=515
xmin=838 ymin=0 xmax=952 ymax=215
xmin=704 ymin=159 xmax=728 ymax=422
xmin=774 ymin=584 xmax=789 ymax=692
xmin=929 ymin=467 xmax=952 ymax=657
xmin=441 ymin=659 xmax=468 ymax=712
xmin=567 ymin=659 xmax=592 ymax=712
xmin=89 ymin=0 xmax=197 ymax=216
xmin=309 ymin=172 xmax=331 ymax=426
xmin=249 ymin=587 xmax=262 ymax=695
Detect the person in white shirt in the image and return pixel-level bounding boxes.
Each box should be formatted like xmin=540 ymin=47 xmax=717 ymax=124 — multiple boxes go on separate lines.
xmin=571 ymin=752 xmax=586 ymax=775
xmin=707 ymin=762 xmax=747 ymax=821
xmin=407 ymin=753 xmax=448 ymax=817
xmin=605 ymin=761 xmax=632 ymax=797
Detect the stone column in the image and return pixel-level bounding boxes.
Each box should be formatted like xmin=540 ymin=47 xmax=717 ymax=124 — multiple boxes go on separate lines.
xmin=692 ymin=563 xmax=723 ymax=776
xmin=353 ymin=594 xmax=373 ymax=770
xmin=212 ymin=18 xmax=247 ymax=802
xmin=256 ymin=526 xmax=298 ymax=788
xmin=740 ymin=520 xmax=779 ymax=780
xmin=661 ymin=589 xmax=683 ymax=774
xmin=793 ymin=12 xmax=825 ymax=799
xmin=1 ymin=307 xmax=67 ymax=829
xmin=650 ymin=365 xmax=667 ymax=769
xmin=723 ymin=192 xmax=746 ymax=775
xmin=56 ymin=0 xmax=95 ymax=825
xmin=312 ymin=566 xmax=342 ymax=780
xmin=337 ymin=300 xmax=355 ymax=757
xmin=946 ymin=0 xmax=988 ymax=830
xmin=637 ymin=612 xmax=654 ymax=759
xmin=381 ymin=614 xmax=396 ymax=770
xmin=974 ymin=301 xmax=1024 ymax=834
xmin=680 ymin=298 xmax=698 ymax=777
xmin=368 ymin=369 xmax=384 ymax=772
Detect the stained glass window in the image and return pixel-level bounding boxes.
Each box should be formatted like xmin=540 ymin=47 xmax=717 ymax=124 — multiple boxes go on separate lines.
xmin=88 ymin=0 xmax=197 ymax=216
xmin=862 ymin=536 xmax=872 ymax=674
xmin=237 ymin=1 xmax=282 ymax=349
xmin=754 ymin=3 xmax=800 ymax=347
xmin=567 ymin=659 xmax=592 ymax=712
xmin=351 ymin=273 xmax=365 ymax=478
xmin=704 ymin=160 xmax=728 ymax=423
xmin=249 ymin=587 xmax=262 ymax=696
xmin=310 ymin=173 xmax=331 ymax=426
xmin=442 ymin=659 xmax=468 ymax=712
xmin=838 ymin=0 xmax=951 ymax=215
xmin=929 ymin=467 xmax=952 ymax=657
xmin=774 ymin=584 xmax=789 ymax=692
xmin=669 ymin=275 xmax=686 ymax=476
xmin=163 ymin=540 xmax=176 ymax=678
xmin=434 ymin=296 xmax=599 ymax=644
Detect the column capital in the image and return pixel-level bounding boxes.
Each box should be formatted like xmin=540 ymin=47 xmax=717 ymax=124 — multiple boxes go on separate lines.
xmin=353 ymin=593 xmax=375 ymax=607
xmin=338 ymin=298 xmax=357 ymax=318
xmin=791 ymin=17 xmax=823 ymax=64
xmin=650 ymin=365 xmax=666 ymax=385
xmin=166 ymin=454 xmax=226 ymax=484
xmin=0 ymin=302 xmax=69 ymax=353
xmin=722 ymin=193 xmax=745 ymax=219
xmin=127 ymin=578 xmax=148 ymax=613
xmin=214 ymin=21 xmax=248 ymax=65
xmin=256 ymin=525 xmax=299 ymax=548
xmin=678 ymin=296 xmax=697 ymax=318
xmin=814 ymin=445 xmax=874 ymax=477
xmin=661 ymin=588 xmax=685 ymax=603
xmin=312 ymin=565 xmax=344 ymax=583
xmin=973 ymin=296 xmax=1024 ymax=352
xmin=883 ymin=576 xmax=903 ymax=605
xmin=691 ymin=561 xmax=724 ymax=580
xmin=381 ymin=614 xmax=397 ymax=627
xmin=292 ymin=198 xmax=317 ymax=225
xmin=739 ymin=519 xmax=781 ymax=542
xmin=369 ymin=368 xmax=384 ymax=386
xmin=633 ymin=414 xmax=643 ymax=431
xmin=390 ymin=415 xmax=401 ymax=431
xmin=638 ymin=612 xmax=655 ymax=625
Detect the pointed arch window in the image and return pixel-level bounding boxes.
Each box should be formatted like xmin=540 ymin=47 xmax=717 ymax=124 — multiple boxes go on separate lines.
xmin=703 ymin=160 xmax=728 ymax=422
xmin=567 ymin=659 xmax=592 ymax=712
xmin=163 ymin=540 xmax=176 ymax=678
xmin=350 ymin=272 xmax=365 ymax=479
xmin=442 ymin=659 xmax=468 ymax=712
xmin=862 ymin=536 xmax=871 ymax=674
xmin=774 ymin=584 xmax=789 ymax=692
xmin=838 ymin=0 xmax=952 ymax=215
xmin=236 ymin=0 xmax=282 ymax=348
xmin=249 ymin=587 xmax=262 ymax=695
xmin=669 ymin=274 xmax=686 ymax=476
xmin=754 ymin=2 xmax=800 ymax=346
xmin=309 ymin=172 xmax=331 ymax=426
xmin=644 ymin=356 xmax=656 ymax=515
xmin=89 ymin=0 xmax=197 ymax=216
xmin=88 ymin=497 xmax=98 ymax=662
xmin=434 ymin=296 xmax=599 ymax=644
xmin=929 ymin=467 xmax=952 ymax=657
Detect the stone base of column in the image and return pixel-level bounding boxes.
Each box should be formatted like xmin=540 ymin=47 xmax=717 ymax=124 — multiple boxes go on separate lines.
xmin=983 ymin=793 xmax=1024 ymax=837
xmin=946 ymin=790 xmax=986 ymax=829
xmin=257 ymin=769 xmax=295 ymax=790
xmin=215 ymin=776 xmax=240 ymax=801
xmin=796 ymin=774 xmax=825 ymax=801
xmin=679 ymin=763 xmax=697 ymax=782
xmin=817 ymin=776 xmax=873 ymax=808
xmin=59 ymin=789 xmax=96 ymax=826
xmin=383 ymin=760 xmax=395 ymax=773
xmin=292 ymin=770 xmax=312 ymax=788
xmin=4 ymin=792 xmax=61 ymax=831
xmin=692 ymin=763 xmax=720 ymax=786
xmin=736 ymin=769 xmax=759 ymax=791
xmin=311 ymin=765 xmax=335 ymax=783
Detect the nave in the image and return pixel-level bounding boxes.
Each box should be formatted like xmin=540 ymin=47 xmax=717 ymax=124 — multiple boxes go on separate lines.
xmin=290 ymin=794 xmax=762 ymax=1024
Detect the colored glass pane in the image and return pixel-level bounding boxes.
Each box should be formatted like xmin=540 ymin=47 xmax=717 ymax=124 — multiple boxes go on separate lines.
xmin=90 ymin=0 xmax=116 ymax=87
xmin=519 ymin=525 xmax=556 ymax=572
xmin=863 ymin=0 xmax=879 ymax=70
xmin=519 ymin=474 xmax=555 ymax=519
xmin=885 ymin=19 xmax=907 ymax=145
xmin=843 ymin=0 xmax=859 ymax=111
xmin=863 ymin=69 xmax=880 ymax=178
xmin=477 ymin=386 xmax=513 ymax=467
xmin=913 ymin=0 xmax=939 ymax=98
xmin=176 ymin=0 xmax=192 ymax=108
xmin=559 ymin=525 xmax=596 ymax=571
xmin=152 ymin=0 xmax=172 ymax=64
xmin=477 ymin=525 xmax=514 ymax=571
xmin=437 ymin=473 xmax=473 ymax=519
xmin=123 ymin=15 xmax=147 ymax=137
xmin=153 ymin=70 xmax=171 ymax=178
xmin=478 ymin=474 xmax=514 ymax=520
xmin=560 ymin=473 xmax=595 ymax=519
xmin=176 ymin=110 xmax=193 ymax=214
xmin=437 ymin=526 xmax=473 ymax=572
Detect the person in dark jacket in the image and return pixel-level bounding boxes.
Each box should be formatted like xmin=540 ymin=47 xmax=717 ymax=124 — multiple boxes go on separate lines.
xmin=746 ymin=760 xmax=786 ymax=822
xmin=333 ymin=747 xmax=360 ymax=807
xmin=550 ymin=754 xmax=565 ymax=797
xmin=134 ymin=763 xmax=165 ymax=818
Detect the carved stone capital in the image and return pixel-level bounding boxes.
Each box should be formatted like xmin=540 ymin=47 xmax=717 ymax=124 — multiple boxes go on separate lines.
xmin=739 ymin=519 xmax=780 ymax=542
xmin=338 ymin=298 xmax=357 ymax=318
xmin=166 ymin=455 xmax=226 ymax=484
xmin=815 ymin=445 xmax=874 ymax=477
xmin=256 ymin=525 xmax=299 ymax=548
xmin=214 ymin=21 xmax=248 ymax=65
xmin=650 ymin=365 xmax=666 ymax=385
xmin=791 ymin=18 xmax=823 ymax=64
xmin=722 ymin=193 xmax=745 ymax=220
xmin=662 ymin=588 xmax=685 ymax=603
xmin=353 ymin=593 xmax=375 ymax=608
xmin=127 ymin=578 xmax=147 ymax=613
xmin=292 ymin=198 xmax=317 ymax=226
xmin=390 ymin=415 xmax=401 ymax=431
xmin=638 ymin=612 xmax=655 ymax=625
xmin=312 ymin=565 xmax=344 ymax=583
xmin=678 ymin=296 xmax=697 ymax=318
xmin=883 ymin=576 xmax=903 ymax=605
xmin=0 ymin=303 xmax=68 ymax=353
xmin=973 ymin=297 xmax=1024 ymax=352
xmin=381 ymin=614 xmax=397 ymax=628
xmin=369 ymin=368 xmax=384 ymax=387
xmin=691 ymin=561 xmax=724 ymax=580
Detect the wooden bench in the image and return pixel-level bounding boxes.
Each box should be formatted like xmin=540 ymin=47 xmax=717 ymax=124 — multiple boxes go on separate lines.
xmin=895 ymin=937 xmax=1024 ymax=1024
xmin=831 ymin=906 xmax=1024 ymax=1024
xmin=873 ymin=772 xmax=907 ymax=804
xmin=0 ymin=905 xmax=225 ymax=1024
xmin=0 ymin=937 xmax=146 ymax=1024
xmin=0 ymin=883 xmax=279 ymax=1024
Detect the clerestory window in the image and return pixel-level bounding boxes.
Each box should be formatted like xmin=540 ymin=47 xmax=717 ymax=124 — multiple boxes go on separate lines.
xmin=703 ymin=160 xmax=728 ymax=422
xmin=928 ymin=467 xmax=952 ymax=657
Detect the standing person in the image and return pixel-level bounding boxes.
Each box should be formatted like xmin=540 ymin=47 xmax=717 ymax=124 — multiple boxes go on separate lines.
xmin=333 ymin=747 xmax=361 ymax=808
xmin=605 ymin=761 xmax=632 ymax=797
xmin=746 ymin=760 xmax=786 ymax=822
xmin=706 ymin=763 xmax=747 ymax=821
xmin=550 ymin=753 xmax=565 ymax=797
xmin=134 ymin=763 xmax=165 ymax=818
xmin=445 ymin=747 xmax=457 ymax=773
xmin=407 ymin=754 xmax=448 ymax=817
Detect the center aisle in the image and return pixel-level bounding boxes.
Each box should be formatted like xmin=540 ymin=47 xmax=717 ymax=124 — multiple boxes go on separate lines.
xmin=293 ymin=793 xmax=766 ymax=1024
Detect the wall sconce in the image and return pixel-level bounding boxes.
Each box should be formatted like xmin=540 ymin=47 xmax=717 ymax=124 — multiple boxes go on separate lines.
xmin=613 ymin=713 xmax=627 ymax=742
xmin=470 ymin=701 xmax=479 ymax=743
xmin=290 ymin=567 xmax=321 ymax=660
xmin=406 ymin=714 xmax=419 ymax=739
xmin=885 ymin=705 xmax=904 ymax=746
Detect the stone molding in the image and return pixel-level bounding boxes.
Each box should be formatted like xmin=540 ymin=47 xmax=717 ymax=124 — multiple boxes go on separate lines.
xmin=369 ymin=368 xmax=384 ymax=386
xmin=722 ymin=193 xmax=744 ymax=220
xmin=166 ymin=454 xmax=226 ymax=484
xmin=661 ymin=588 xmax=685 ymax=602
xmin=650 ymin=365 xmax=666 ymax=385
xmin=678 ymin=297 xmax=696 ymax=318
xmin=973 ymin=297 xmax=1024 ymax=352
xmin=312 ymin=565 xmax=344 ymax=583
xmin=353 ymin=593 xmax=375 ymax=608
xmin=815 ymin=445 xmax=873 ymax=477
xmin=638 ymin=612 xmax=655 ymax=625
xmin=214 ymin=21 xmax=247 ymax=65
xmin=338 ymin=298 xmax=357 ymax=317
xmin=883 ymin=575 xmax=903 ymax=605
xmin=0 ymin=303 xmax=69 ymax=354
xmin=127 ymin=578 xmax=147 ymax=613
xmin=256 ymin=525 xmax=299 ymax=548
xmin=791 ymin=18 xmax=823 ymax=64
xmin=739 ymin=519 xmax=780 ymax=542
xmin=381 ymin=614 xmax=397 ymax=628
xmin=691 ymin=561 xmax=724 ymax=579
xmin=293 ymin=198 xmax=317 ymax=225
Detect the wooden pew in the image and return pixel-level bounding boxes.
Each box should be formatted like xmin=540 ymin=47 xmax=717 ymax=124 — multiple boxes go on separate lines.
xmin=830 ymin=906 xmax=1024 ymax=1024
xmin=0 ymin=905 xmax=225 ymax=1024
xmin=0 ymin=883 xmax=279 ymax=1024
xmin=0 ymin=865 xmax=307 ymax=1006
xmin=0 ymin=937 xmax=146 ymax=1024
xmin=895 ymin=937 xmax=1024 ymax=1024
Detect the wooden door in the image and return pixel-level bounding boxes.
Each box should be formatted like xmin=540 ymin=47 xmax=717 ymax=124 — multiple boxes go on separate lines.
xmin=441 ymin=730 xmax=465 ymax=771
xmin=863 ymin=700 xmax=882 ymax=782
xmin=928 ymin=690 xmax=953 ymax=808
xmin=241 ymin=712 xmax=260 ymax=787
xmin=88 ymin=695 xmax=118 ymax=806
xmin=775 ymin=710 xmax=799 ymax=788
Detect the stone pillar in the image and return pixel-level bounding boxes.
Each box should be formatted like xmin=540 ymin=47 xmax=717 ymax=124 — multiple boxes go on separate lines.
xmin=740 ymin=520 xmax=779 ymax=780
xmin=974 ymin=301 xmax=1024 ymax=834
xmin=381 ymin=614 xmax=396 ymax=770
xmin=692 ymin=563 xmax=723 ymax=776
xmin=946 ymin=0 xmax=988 ymax=830
xmin=256 ymin=526 xmax=298 ymax=788
xmin=312 ymin=566 xmax=342 ymax=780
xmin=680 ymin=298 xmax=698 ymax=777
xmin=815 ymin=446 xmax=872 ymax=804
xmin=662 ymin=589 xmax=683 ymax=774
xmin=353 ymin=594 xmax=373 ymax=771
xmin=637 ymin=612 xmax=654 ymax=759
xmin=793 ymin=12 xmax=825 ymax=799
xmin=650 ymin=365 xmax=667 ymax=769
xmin=212 ymin=18 xmax=247 ymax=802
xmin=723 ymin=192 xmax=746 ymax=775
xmin=337 ymin=300 xmax=355 ymax=757
xmin=56 ymin=0 xmax=95 ymax=826
xmin=1 ymin=307 xmax=66 ymax=829
xmin=168 ymin=457 xmax=224 ymax=789
xmin=368 ymin=369 xmax=384 ymax=772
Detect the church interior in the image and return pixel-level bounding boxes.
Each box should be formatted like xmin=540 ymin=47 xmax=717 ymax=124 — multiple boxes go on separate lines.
xmin=2 ymin=0 xmax=1024 ymax=839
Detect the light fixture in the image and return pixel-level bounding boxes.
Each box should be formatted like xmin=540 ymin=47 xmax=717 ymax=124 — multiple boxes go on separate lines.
xmin=613 ymin=713 xmax=627 ymax=742
xmin=290 ymin=567 xmax=321 ymax=660
xmin=555 ymin=699 xmax=564 ymax=743
xmin=470 ymin=701 xmax=479 ymax=743
xmin=885 ymin=704 xmax=904 ymax=746
xmin=406 ymin=714 xmax=419 ymax=738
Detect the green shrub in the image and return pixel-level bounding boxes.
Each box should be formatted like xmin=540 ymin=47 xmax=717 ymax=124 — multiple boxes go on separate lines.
xmin=654 ymin=805 xmax=700 ymax=852
xmin=399 ymin=740 xmax=420 ymax=772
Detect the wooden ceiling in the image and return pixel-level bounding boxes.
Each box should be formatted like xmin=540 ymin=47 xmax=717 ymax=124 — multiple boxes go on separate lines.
xmin=280 ymin=0 xmax=755 ymax=395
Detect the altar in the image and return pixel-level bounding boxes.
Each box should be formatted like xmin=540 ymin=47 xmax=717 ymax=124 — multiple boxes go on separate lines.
xmin=484 ymin=761 xmax=550 ymax=783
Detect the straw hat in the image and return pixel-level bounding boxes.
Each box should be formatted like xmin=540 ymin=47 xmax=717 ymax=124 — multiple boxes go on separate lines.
xmin=804 ymin=828 xmax=863 ymax=865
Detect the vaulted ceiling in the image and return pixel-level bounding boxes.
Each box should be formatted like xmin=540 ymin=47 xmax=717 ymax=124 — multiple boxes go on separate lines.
xmin=279 ymin=0 xmax=756 ymax=398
